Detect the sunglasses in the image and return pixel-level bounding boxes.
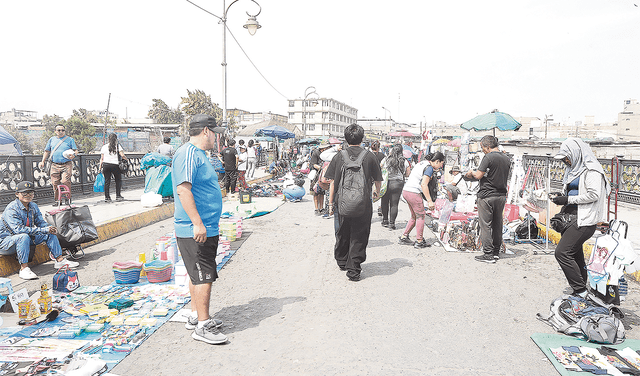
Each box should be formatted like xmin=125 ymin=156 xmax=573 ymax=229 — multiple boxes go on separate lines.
xmin=19 ymin=191 xmax=35 ymax=195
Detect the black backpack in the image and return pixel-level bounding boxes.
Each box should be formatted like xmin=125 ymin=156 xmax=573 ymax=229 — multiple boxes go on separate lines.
xmin=337 ymin=149 xmax=368 ymax=218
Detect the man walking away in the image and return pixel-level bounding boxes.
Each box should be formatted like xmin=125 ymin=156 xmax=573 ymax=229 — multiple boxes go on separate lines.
xmin=39 ymin=124 xmax=77 ymax=206
xmin=464 ymin=136 xmax=511 ymax=263
xmin=326 ymin=124 xmax=382 ymax=281
xmin=157 ymin=137 xmax=175 ymax=157
xmin=172 ymin=114 xmax=227 ymax=344
xmin=221 ymin=139 xmax=239 ymax=195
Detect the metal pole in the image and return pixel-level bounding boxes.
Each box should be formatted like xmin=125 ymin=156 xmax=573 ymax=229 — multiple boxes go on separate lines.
xmin=103 ymin=93 xmax=111 ymax=145
xmin=222 ymin=0 xmax=228 ymax=128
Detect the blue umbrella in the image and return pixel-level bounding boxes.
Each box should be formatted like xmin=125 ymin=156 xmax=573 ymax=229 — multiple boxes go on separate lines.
xmin=461 ymin=110 xmax=522 ymax=133
xmin=255 ymin=125 xmax=295 ymax=139
xmin=296 ymin=138 xmax=319 ymax=145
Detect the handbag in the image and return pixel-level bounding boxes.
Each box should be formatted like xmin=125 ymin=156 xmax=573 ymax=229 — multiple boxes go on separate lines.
xmin=118 ymin=148 xmax=129 ymax=173
xmin=550 ymin=206 xmax=577 ymax=234
xmin=53 ymin=265 xmax=80 ymax=292
xmin=44 ymin=205 xmax=99 ymax=249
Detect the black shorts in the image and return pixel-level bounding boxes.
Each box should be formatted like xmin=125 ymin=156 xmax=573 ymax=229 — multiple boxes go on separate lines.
xmin=177 ymin=236 xmax=219 ymax=285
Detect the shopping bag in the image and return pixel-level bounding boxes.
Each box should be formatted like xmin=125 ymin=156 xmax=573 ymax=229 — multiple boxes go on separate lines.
xmin=587 ymin=220 xmax=626 ymax=285
xmin=53 ymin=265 xmax=80 ymax=292
xmin=93 ymin=173 xmax=104 ymax=193
xmin=45 ymin=205 xmax=99 ymax=248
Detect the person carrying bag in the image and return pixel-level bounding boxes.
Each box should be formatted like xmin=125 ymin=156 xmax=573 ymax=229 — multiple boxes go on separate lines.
xmin=99 ymin=133 xmax=128 ymax=202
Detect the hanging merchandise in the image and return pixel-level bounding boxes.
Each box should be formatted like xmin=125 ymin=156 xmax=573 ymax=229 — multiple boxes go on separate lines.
xmin=587 ymin=220 xmax=640 ymax=305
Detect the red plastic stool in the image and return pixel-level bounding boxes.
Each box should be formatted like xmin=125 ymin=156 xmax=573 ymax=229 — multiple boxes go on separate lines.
xmin=57 ymin=184 xmax=72 ymax=205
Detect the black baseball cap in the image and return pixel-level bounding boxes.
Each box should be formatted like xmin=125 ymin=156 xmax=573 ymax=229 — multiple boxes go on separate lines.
xmin=16 ymin=181 xmax=35 ymax=193
xmin=189 ymin=114 xmax=217 ymax=129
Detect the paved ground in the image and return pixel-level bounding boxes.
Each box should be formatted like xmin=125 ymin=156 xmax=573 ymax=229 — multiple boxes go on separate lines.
xmin=10 ymin=189 xmax=636 ymax=375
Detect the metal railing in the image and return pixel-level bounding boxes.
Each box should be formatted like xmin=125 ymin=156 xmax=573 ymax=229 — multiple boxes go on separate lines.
xmin=522 ymin=155 xmax=640 ymax=206
xmin=0 ymin=154 xmax=146 ymax=208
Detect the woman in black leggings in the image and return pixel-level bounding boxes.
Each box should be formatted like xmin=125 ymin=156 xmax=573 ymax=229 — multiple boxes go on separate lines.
xmin=551 ymin=138 xmax=610 ymax=297
xmin=381 ymin=145 xmax=411 ymax=230
xmin=99 ymin=133 xmax=128 ymax=202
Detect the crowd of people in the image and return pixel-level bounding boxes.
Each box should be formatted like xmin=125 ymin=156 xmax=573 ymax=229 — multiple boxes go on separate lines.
xmin=0 ymin=115 xmax=612 ymax=346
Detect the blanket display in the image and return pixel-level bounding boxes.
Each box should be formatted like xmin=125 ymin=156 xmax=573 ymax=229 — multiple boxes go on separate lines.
xmin=532 ymin=333 xmax=640 ymax=376
xmin=0 ymin=223 xmax=246 ymax=373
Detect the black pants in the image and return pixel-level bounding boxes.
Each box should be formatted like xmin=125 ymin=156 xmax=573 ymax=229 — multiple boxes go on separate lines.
xmin=103 ymin=163 xmax=122 ymax=200
xmin=223 ymin=169 xmax=238 ymax=193
xmin=333 ymin=208 xmax=373 ymax=278
xmin=381 ymin=180 xmax=404 ymax=224
xmin=555 ymin=222 xmax=596 ymax=293
xmin=477 ymin=195 xmax=506 ymax=256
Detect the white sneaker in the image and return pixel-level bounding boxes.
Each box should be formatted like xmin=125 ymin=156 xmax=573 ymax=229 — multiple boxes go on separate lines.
xmin=54 ymin=258 xmax=79 ymax=269
xmin=19 ymin=267 xmax=38 ymax=280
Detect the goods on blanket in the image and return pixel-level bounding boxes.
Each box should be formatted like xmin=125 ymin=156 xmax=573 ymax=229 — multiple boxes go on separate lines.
xmin=38 ymin=283 xmax=53 ymax=314
xmin=440 ymin=218 xmax=480 ymax=252
xmin=551 ymin=345 xmax=640 ymax=375
xmin=143 ymin=260 xmax=172 ymax=283
xmin=112 ymin=261 xmax=143 ymax=284
xmin=537 ymin=294 xmax=625 ymax=344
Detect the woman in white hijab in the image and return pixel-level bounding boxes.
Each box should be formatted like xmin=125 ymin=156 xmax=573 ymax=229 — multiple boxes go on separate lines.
xmin=551 ymin=138 xmax=610 ymax=298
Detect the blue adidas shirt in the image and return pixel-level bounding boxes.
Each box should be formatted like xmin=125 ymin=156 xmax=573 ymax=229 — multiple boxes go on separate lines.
xmin=172 ymin=143 xmax=222 ymax=238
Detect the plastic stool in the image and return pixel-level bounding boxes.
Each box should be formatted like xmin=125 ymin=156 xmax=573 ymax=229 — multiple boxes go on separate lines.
xmin=57 ymin=184 xmax=72 ymax=205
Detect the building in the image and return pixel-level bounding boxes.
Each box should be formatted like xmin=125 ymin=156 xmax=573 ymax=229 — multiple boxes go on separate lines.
xmin=287 ymin=97 xmax=358 ymax=138
xmin=232 ymin=110 xmax=288 ymax=130
xmin=0 ymin=109 xmax=40 ymax=129
xmin=618 ymin=99 xmax=640 ymax=141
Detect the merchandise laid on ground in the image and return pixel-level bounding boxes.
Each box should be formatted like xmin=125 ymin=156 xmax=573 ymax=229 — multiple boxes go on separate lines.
xmin=0 ymin=221 xmax=245 ymax=374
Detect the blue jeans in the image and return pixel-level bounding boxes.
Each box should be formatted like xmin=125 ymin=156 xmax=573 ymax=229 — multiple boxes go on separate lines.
xmin=0 ymin=233 xmax=63 ymax=264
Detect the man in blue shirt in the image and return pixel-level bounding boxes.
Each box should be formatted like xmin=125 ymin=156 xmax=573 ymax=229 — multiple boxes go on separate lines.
xmin=39 ymin=124 xmax=78 ymax=205
xmin=172 ymin=114 xmax=227 ymax=345
xmin=0 ymin=181 xmax=79 ymax=280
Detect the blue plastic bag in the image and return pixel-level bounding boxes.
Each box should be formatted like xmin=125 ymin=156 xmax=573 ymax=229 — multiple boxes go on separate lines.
xmin=94 ymin=173 xmax=104 ymax=193
xmin=144 ymin=165 xmax=173 ymax=197
xmin=210 ymin=156 xmax=225 ymax=174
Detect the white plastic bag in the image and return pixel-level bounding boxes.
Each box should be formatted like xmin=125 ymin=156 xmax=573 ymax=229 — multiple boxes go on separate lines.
xmin=308 ymin=169 xmax=317 ymax=181
xmin=141 ymin=192 xmax=163 ymax=207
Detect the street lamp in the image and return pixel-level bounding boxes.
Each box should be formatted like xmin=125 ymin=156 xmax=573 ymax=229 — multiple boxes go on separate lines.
xmin=303 ymin=86 xmax=319 ymax=137
xmin=544 ymin=114 xmax=553 ymax=140
xmin=186 ymin=0 xmax=262 ymax=130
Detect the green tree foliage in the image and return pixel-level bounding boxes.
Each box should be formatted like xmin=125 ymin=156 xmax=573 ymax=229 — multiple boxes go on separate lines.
xmin=65 ymin=115 xmax=97 ymax=153
xmin=148 ymin=99 xmax=184 ymax=124
xmin=4 ymin=126 xmax=33 ymax=154
xmin=36 ymin=112 xmax=97 ymax=154
xmin=179 ymin=89 xmax=223 ymax=141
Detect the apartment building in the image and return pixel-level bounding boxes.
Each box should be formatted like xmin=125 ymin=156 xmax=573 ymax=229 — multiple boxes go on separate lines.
xmin=287 ymin=97 xmax=358 ymax=138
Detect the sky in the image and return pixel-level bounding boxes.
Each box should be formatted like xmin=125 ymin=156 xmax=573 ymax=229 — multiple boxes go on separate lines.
xmin=1 ymin=0 xmax=639 ymax=126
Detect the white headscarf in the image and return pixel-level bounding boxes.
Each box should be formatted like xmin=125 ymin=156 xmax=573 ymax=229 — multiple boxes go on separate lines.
xmin=555 ymin=138 xmax=610 ymax=194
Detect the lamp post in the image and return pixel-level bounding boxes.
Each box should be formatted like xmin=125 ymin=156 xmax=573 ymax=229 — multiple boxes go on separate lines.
xmin=382 ymin=106 xmax=391 ymax=133
xmin=186 ymin=0 xmax=262 ymax=130
xmin=544 ymin=114 xmax=553 ymax=140
xmin=302 ymin=86 xmax=318 ymax=137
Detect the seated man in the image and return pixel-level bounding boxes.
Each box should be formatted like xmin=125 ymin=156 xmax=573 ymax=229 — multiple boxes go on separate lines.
xmin=0 ymin=181 xmax=79 ymax=280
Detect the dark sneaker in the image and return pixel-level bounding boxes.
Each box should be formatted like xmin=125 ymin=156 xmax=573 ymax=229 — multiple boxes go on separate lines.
xmin=191 ymin=320 xmax=228 ymax=344
xmin=388 ymin=222 xmax=396 ymax=230
xmin=338 ymin=264 xmax=346 ymax=271
xmin=116 ymin=196 xmax=125 ymax=202
xmin=475 ymin=254 xmax=497 ymax=264
xmin=398 ymin=235 xmax=413 ymax=245
xmin=314 ymin=209 xmax=321 ymax=216
xmin=381 ymin=220 xmax=389 ymax=227
xmin=347 ymin=274 xmax=361 ymax=282
xmin=414 ymin=239 xmax=431 ymax=248
xmin=185 ymin=316 xmax=223 ymax=330
xmin=105 ymin=198 xmax=112 ymax=203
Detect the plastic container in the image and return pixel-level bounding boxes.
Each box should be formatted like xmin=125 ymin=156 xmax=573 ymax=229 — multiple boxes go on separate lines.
xmin=144 ymin=260 xmax=173 ymax=283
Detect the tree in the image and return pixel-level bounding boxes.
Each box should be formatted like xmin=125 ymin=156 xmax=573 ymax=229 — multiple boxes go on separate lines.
xmin=35 ymin=114 xmax=65 ymax=152
xmin=4 ymin=126 xmax=33 ymax=154
xmin=179 ymin=89 xmax=223 ymax=141
xmin=148 ymin=99 xmax=184 ymax=124
xmin=65 ymin=115 xmax=96 ymax=153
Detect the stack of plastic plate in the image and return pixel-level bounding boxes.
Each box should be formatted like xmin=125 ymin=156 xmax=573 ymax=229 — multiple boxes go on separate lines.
xmin=144 ymin=260 xmax=173 ymax=283
xmin=112 ymin=261 xmax=143 ymax=284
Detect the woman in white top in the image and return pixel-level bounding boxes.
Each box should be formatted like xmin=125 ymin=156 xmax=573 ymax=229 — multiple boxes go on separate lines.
xmin=246 ymin=139 xmax=257 ymax=178
xmin=99 ymin=133 xmax=128 ymax=202
xmin=237 ymin=145 xmax=249 ymax=191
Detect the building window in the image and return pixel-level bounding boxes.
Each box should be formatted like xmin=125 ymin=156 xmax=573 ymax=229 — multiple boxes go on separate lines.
xmin=289 ymin=101 xmax=295 ymax=107
xmin=308 ymin=113 xmax=314 ymax=119
xmin=289 ymin=112 xmax=294 ymax=119
xmin=309 ymin=124 xmax=315 ymax=131
xmin=323 ymin=124 xmax=329 ymax=130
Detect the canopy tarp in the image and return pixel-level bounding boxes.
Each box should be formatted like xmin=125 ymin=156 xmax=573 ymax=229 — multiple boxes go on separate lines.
xmin=461 ymin=111 xmax=522 ymax=132
xmin=0 ymin=126 xmax=23 ymax=155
